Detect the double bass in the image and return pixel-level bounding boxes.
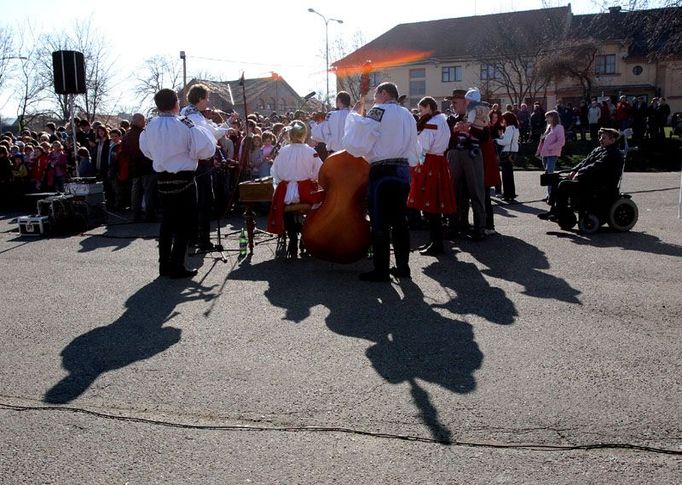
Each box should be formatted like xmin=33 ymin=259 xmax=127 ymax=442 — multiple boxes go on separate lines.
xmin=302 ymin=61 xmax=373 ymax=264
xmin=301 ymin=150 xmax=371 ymax=263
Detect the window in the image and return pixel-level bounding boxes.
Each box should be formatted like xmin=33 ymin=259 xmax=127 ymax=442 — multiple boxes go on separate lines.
xmin=442 ymin=66 xmax=463 ymax=82
xmin=632 ymin=65 xmax=643 ymax=76
xmin=409 ymin=68 xmax=426 ymax=98
xmin=409 ymin=80 xmax=426 ymax=96
xmin=595 ymin=55 xmax=616 ymax=75
xmin=480 ymin=64 xmax=500 ymax=80
xmin=368 ymin=72 xmax=382 ymax=88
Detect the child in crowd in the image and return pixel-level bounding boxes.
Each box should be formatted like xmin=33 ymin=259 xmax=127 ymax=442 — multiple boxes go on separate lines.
xmin=249 ymin=134 xmax=268 ymax=178
xmin=77 ymin=147 xmax=96 ymax=178
xmin=262 ymin=131 xmax=275 ymax=161
xmin=49 ymin=141 xmax=67 ymax=192
xmin=33 ymin=146 xmax=50 ymax=190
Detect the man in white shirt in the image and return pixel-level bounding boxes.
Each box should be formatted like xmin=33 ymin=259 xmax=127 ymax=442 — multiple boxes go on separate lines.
xmin=180 ymin=84 xmax=230 ymax=250
xmin=342 ymin=82 xmax=419 ymax=282
xmin=310 ymin=91 xmax=351 ymax=154
xmin=140 ymin=89 xmax=217 ymax=278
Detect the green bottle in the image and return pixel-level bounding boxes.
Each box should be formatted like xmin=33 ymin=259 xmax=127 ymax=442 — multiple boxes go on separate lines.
xmin=239 ymin=229 xmax=248 ymax=258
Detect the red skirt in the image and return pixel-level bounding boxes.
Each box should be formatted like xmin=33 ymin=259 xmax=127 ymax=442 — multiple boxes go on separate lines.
xmin=482 ymin=139 xmax=502 ymax=188
xmin=407 ymin=153 xmax=456 ymax=214
xmin=267 ymin=179 xmax=323 ymax=235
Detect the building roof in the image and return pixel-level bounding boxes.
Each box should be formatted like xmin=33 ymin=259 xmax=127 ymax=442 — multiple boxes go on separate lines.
xmin=333 ymin=6 xmax=571 ymax=70
xmin=569 ymin=7 xmax=682 ymax=58
xmin=184 ymin=76 xmax=303 ymax=108
xmin=334 ymin=5 xmax=682 ymax=71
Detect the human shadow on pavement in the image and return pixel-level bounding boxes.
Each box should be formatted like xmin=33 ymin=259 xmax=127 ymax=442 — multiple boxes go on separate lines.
xmin=230 ymin=260 xmax=483 ymax=444
xmin=464 ymin=233 xmax=582 ymax=304
xmin=44 ymin=278 xmax=216 ymax=404
xmin=422 ymin=257 xmax=517 ymax=325
xmin=548 ymin=230 xmax=682 ymax=258
xmin=493 ymin=199 xmax=546 ymax=219
xmin=78 ymin=222 xmax=157 ymax=253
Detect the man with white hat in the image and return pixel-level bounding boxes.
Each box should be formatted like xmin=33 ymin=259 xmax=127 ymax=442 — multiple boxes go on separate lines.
xmin=445 ymin=87 xmax=488 ymax=241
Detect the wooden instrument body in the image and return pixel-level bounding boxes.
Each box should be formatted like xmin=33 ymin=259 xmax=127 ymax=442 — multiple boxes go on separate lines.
xmin=302 ymin=150 xmax=371 ymax=264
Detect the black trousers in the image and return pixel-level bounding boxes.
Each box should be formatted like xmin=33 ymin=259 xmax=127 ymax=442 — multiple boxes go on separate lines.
xmin=159 ymin=176 xmax=197 ymax=271
xmin=195 ymin=162 xmax=214 ymax=245
xmin=499 ymin=152 xmax=516 ymax=199
xmin=368 ymin=164 xmax=411 ymax=276
xmin=552 ymin=179 xmax=587 ymax=213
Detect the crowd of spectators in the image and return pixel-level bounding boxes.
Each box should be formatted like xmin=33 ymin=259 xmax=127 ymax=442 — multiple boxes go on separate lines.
xmin=0 ymin=94 xmax=675 ymax=214
xmin=0 ymin=109 xmax=328 ymax=214
xmin=515 ymin=95 xmax=672 ymax=145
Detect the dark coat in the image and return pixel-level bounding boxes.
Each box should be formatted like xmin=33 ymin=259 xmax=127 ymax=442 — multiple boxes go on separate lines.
xmin=120 ymin=125 xmax=153 ymax=178
xmin=573 ymin=143 xmax=624 ymax=190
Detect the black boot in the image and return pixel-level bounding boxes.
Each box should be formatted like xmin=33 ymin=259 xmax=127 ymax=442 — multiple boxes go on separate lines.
xmin=420 ymin=213 xmax=444 ymax=256
xmin=360 ymin=230 xmax=390 ymax=282
xmin=284 ymin=213 xmax=298 ymax=259
xmin=391 ymin=224 xmax=411 ymax=278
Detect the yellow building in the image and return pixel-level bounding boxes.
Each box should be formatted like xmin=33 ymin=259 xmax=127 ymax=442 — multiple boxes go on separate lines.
xmin=334 ymin=5 xmax=682 ymax=115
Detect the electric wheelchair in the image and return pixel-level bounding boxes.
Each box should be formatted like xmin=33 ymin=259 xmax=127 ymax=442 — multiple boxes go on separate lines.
xmin=540 ymin=131 xmax=638 ymax=235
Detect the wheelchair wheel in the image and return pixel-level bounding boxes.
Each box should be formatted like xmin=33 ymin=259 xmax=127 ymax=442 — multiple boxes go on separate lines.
xmin=608 ymin=197 xmax=638 ymax=231
xmin=558 ymin=211 xmax=577 ymax=230
xmin=578 ymin=213 xmax=601 ymax=234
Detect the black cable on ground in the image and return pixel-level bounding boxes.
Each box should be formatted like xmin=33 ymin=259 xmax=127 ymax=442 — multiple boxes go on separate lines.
xmin=1 ymin=402 xmax=679 ymax=456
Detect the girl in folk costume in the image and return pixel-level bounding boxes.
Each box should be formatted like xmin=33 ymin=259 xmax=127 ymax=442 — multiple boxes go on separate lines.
xmin=407 ymin=96 xmax=457 ymax=255
xmin=267 ymin=120 xmax=324 ymax=259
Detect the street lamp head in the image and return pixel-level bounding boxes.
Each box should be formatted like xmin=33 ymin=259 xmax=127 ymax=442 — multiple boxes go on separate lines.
xmin=307 ymin=7 xmax=315 ymax=12
xmin=332 ymin=19 xmax=343 ymax=24
xmin=179 ymin=51 xmax=185 ymax=59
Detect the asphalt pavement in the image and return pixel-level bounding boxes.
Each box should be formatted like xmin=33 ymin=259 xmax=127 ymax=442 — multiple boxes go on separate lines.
xmin=0 ymin=171 xmax=680 ymax=483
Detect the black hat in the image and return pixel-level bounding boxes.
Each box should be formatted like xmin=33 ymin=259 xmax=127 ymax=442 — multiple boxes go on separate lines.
xmin=444 ymin=89 xmax=467 ymax=101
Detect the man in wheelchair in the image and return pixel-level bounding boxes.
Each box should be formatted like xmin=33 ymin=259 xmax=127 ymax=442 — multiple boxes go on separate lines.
xmin=538 ymin=128 xmax=625 ymax=229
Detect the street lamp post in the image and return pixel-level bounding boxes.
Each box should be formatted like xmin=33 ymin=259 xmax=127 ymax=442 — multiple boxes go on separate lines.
xmin=180 ymin=51 xmax=187 ymax=99
xmin=307 ymin=8 xmax=343 ymax=109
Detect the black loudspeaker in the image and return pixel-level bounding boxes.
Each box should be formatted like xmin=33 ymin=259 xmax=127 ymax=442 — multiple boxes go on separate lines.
xmin=52 ymin=50 xmax=86 ymax=94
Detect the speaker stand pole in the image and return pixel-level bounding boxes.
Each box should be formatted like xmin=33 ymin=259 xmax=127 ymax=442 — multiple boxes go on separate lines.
xmin=68 ymin=94 xmax=78 ymax=174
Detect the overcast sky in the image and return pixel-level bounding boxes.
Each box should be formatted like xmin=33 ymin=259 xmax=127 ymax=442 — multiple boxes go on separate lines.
xmin=0 ymin=0 xmax=612 ymax=119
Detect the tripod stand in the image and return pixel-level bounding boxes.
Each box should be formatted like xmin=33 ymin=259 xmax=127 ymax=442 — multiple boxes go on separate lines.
xmin=193 ymin=166 xmax=240 ymax=263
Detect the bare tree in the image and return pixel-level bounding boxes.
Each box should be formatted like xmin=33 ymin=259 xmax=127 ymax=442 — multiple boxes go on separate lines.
xmin=473 ymin=10 xmax=569 ymax=106
xmin=14 ymin=22 xmax=49 ymax=131
xmin=0 ymin=26 xmax=17 ymax=93
xmin=36 ymin=17 xmax=115 ymax=123
xmin=134 ymin=54 xmax=182 ymax=110
xmin=73 ymin=19 xmax=114 ymax=122
xmin=549 ymin=39 xmax=601 ymax=100
xmin=330 ymin=31 xmax=369 ymax=103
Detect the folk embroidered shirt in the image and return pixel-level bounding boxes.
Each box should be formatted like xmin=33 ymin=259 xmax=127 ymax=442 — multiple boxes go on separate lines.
xmin=271 ymin=143 xmax=323 ymax=204
xmin=310 ymin=108 xmax=350 ymax=152
xmin=418 ymin=113 xmax=450 ymax=156
xmin=140 ymin=114 xmax=217 ymax=173
xmin=342 ymin=101 xmax=418 ymax=166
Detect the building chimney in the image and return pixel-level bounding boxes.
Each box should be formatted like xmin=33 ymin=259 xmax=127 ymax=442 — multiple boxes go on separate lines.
xmin=609 ymin=6 xmax=622 ymax=13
